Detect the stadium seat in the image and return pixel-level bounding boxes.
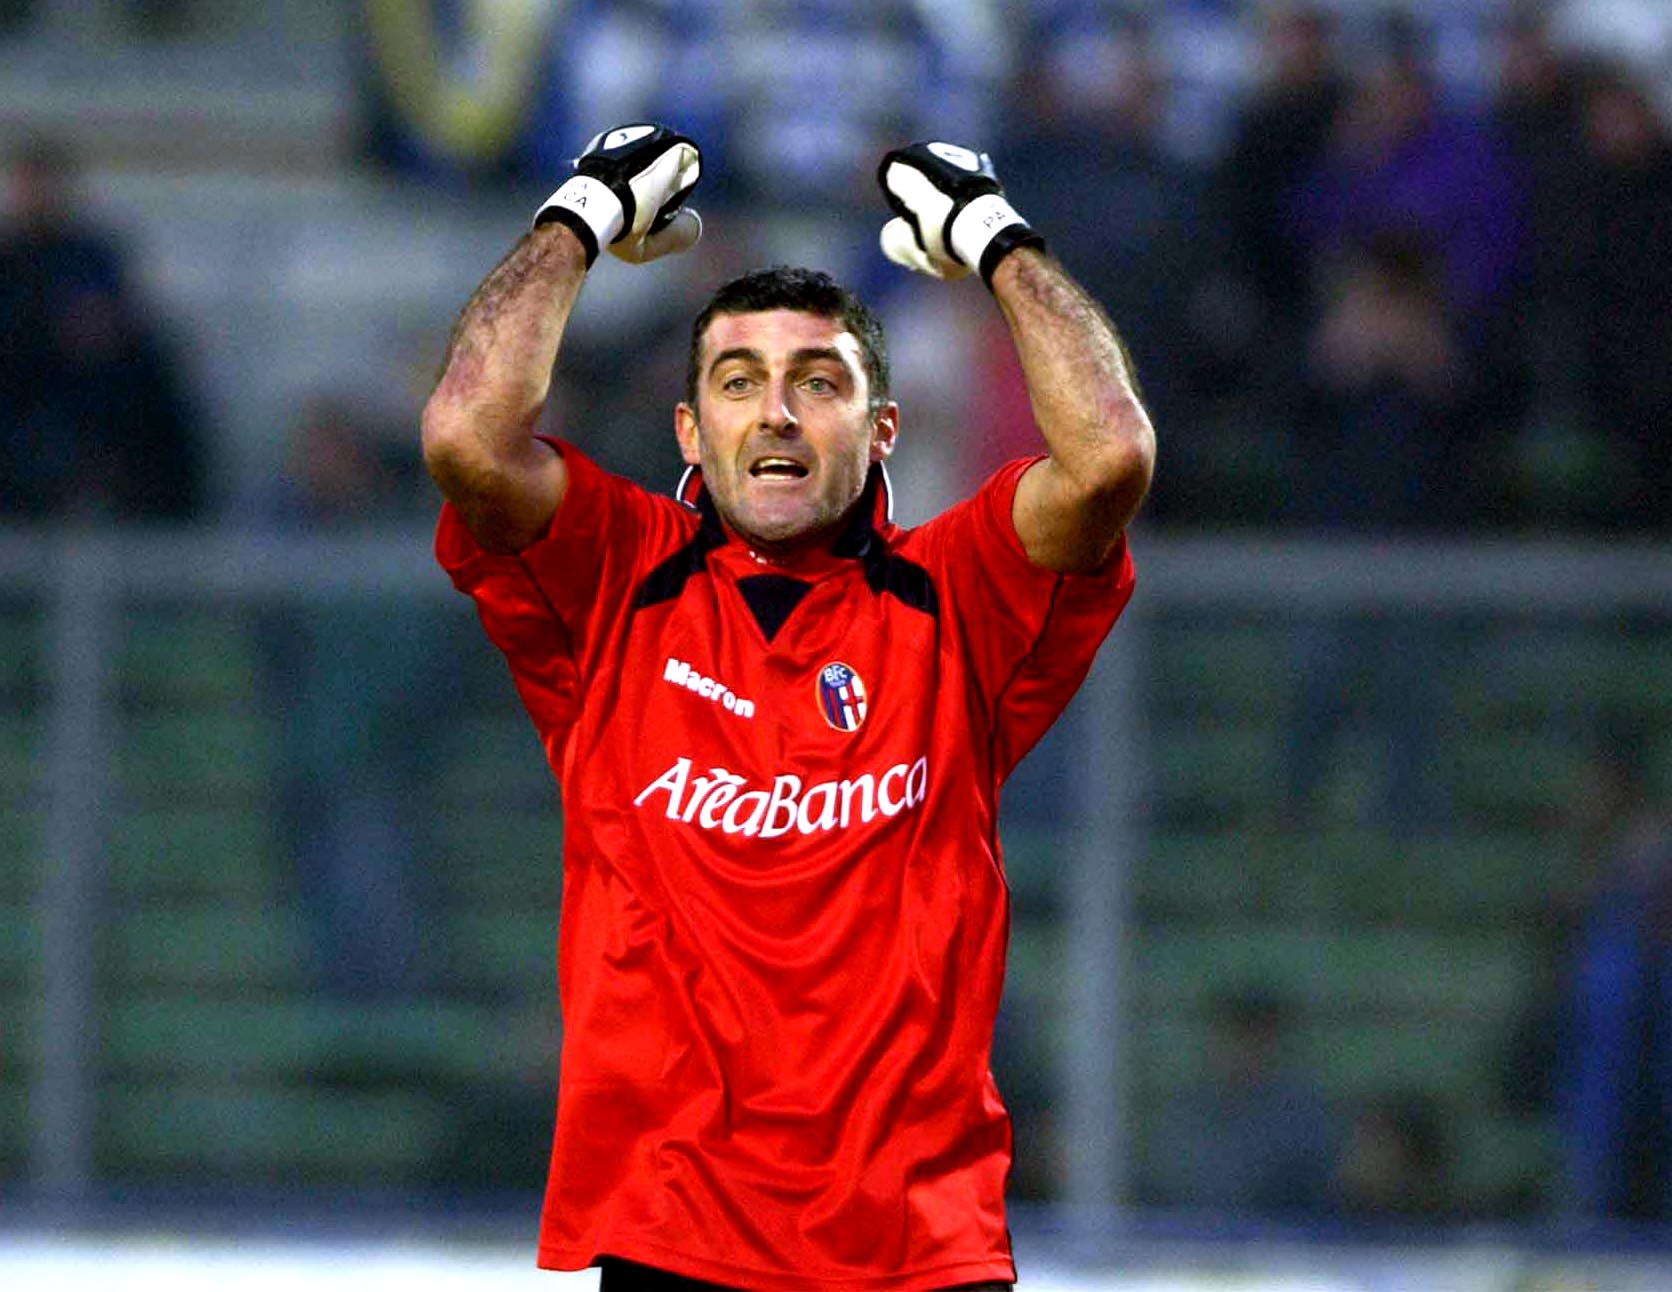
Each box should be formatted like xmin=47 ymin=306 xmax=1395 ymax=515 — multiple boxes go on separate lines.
xmin=1460 ymin=627 xmax=1672 ymax=724
xmin=426 ymin=714 xmax=557 ymax=806
xmin=1448 ymin=732 xmax=1592 ymax=823
xmin=1151 ymin=728 xmax=1283 ymax=824
xmin=428 ymin=809 xmax=564 ymax=901
xmin=1132 ymin=926 xmax=1530 ymax=1020
xmin=1450 ymin=1112 xmax=1559 ymax=1214
xmin=101 ymin=905 xmax=307 ymax=990
xmin=1139 ymin=829 xmax=1345 ymax=919
xmin=441 ymin=910 xmax=564 ymax=996
xmin=105 ymin=808 xmax=279 ymax=899
xmin=101 ymin=996 xmax=535 ymax=1087
xmin=1295 ymin=1017 xmax=1499 ymax=1103
xmin=0 ymin=909 xmax=39 ymax=985
xmin=1145 ymin=618 xmax=1294 ymax=723
xmin=997 ymin=824 xmax=1067 ymax=912
xmin=0 ymin=810 xmax=38 ymax=900
xmin=102 ymin=1083 xmax=449 ymax=1181
xmin=115 ymin=711 xmax=271 ymax=801
xmin=116 ymin=611 xmax=259 ymax=706
xmin=0 ymin=1079 xmax=25 ymax=1176
xmin=0 ymin=718 xmax=38 ymax=806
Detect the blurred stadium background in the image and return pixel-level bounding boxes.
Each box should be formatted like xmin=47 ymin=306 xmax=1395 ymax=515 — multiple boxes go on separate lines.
xmin=3 ymin=0 xmax=1672 ymax=1288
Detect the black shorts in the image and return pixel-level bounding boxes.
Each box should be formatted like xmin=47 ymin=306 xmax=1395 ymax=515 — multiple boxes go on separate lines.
xmin=596 ymin=1256 xmax=1013 ymax=1291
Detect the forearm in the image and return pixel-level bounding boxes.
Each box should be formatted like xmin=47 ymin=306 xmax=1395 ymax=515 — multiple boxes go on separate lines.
xmin=422 ymin=224 xmax=586 ymax=497
xmin=990 ymin=248 xmax=1153 ymax=491
xmin=990 ymin=249 xmax=1155 ymax=569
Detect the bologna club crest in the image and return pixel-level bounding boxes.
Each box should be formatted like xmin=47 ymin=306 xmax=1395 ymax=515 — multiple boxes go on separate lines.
xmin=818 ymin=662 xmax=868 ymax=732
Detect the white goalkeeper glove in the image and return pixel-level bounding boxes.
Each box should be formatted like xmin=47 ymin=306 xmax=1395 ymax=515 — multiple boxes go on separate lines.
xmin=534 ymin=122 xmax=702 ymax=267
xmin=877 ymin=141 xmax=1044 ymax=287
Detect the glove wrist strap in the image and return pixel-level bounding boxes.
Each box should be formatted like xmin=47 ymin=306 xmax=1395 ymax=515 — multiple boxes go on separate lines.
xmin=534 ymin=175 xmax=624 ymax=267
xmin=977 ymin=222 xmax=1047 ymax=287
xmin=950 ymin=194 xmax=1043 ymax=287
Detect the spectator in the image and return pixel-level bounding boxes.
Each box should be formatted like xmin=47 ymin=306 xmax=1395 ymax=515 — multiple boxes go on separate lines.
xmin=1491 ymin=2 xmax=1585 ymax=167
xmin=720 ymin=0 xmax=1000 ymax=222
xmin=1139 ymin=988 xmax=1336 ymax=1219
xmin=1555 ymin=750 xmax=1672 ymax=1221
xmin=1485 ymin=4 xmax=1595 ymax=529
xmin=430 ymin=1003 xmax=560 ymax=1198
xmin=0 ymin=134 xmax=205 ymax=521
xmin=1280 ymin=234 xmax=1468 ymax=838
xmin=1334 ymin=1091 xmax=1453 ymax=1222
xmin=1215 ymin=2 xmax=1348 ymax=334
xmin=1290 ymin=13 xmax=1523 ymax=343
xmin=1291 ymin=232 xmax=1477 ymax=531
xmin=1540 ymin=62 xmax=1672 ymax=530
xmin=998 ymin=12 xmax=1212 ymax=513
xmin=254 ymin=395 xmax=456 ymax=1001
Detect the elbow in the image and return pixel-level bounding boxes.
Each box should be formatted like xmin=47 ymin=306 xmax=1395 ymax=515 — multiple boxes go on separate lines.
xmin=421 ymin=393 xmax=490 ymax=497
xmin=1077 ymin=407 xmax=1157 ymax=518
xmin=421 ymin=391 xmax=465 ymax=467
xmin=421 ymin=396 xmax=457 ymax=479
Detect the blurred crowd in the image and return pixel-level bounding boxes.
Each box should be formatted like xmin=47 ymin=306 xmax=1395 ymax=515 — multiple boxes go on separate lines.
xmin=3 ymin=0 xmax=1669 ymax=535
xmin=1122 ymin=738 xmax=1672 ymax=1230
xmin=361 ymin=0 xmax=1672 ymax=537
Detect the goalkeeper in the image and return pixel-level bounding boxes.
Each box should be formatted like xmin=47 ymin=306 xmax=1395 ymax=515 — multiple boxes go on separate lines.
xmin=424 ymin=124 xmax=1155 ymax=1290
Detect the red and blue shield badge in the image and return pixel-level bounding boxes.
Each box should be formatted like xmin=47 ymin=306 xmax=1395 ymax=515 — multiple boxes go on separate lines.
xmin=818 ymin=661 xmax=868 ymax=732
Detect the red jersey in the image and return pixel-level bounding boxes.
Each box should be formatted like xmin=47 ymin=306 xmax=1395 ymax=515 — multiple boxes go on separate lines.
xmin=436 ymin=442 xmax=1135 ymax=1290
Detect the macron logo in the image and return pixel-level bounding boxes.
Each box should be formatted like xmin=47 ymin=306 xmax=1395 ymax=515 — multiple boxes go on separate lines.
xmin=664 ymin=657 xmax=756 ymax=720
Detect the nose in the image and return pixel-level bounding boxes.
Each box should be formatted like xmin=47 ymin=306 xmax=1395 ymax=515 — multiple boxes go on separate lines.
xmin=759 ymin=377 xmax=799 ymax=435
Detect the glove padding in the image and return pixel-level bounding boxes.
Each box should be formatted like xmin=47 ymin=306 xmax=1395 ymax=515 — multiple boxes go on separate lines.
xmin=877 ymin=141 xmax=1044 ymax=287
xmin=535 ymin=123 xmax=702 ymax=266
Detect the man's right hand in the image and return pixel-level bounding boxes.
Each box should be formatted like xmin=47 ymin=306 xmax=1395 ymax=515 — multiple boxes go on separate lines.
xmin=535 ymin=123 xmax=703 ymax=267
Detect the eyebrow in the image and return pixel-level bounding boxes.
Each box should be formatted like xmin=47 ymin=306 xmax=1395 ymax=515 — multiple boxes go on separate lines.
xmin=706 ymin=346 xmax=855 ymax=378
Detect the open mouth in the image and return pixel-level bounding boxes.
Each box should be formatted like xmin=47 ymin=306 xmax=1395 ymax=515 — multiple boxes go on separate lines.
xmin=749 ymin=457 xmax=810 ymax=480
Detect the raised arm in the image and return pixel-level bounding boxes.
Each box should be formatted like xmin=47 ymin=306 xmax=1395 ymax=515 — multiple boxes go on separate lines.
xmin=990 ymin=249 xmax=1154 ymax=573
xmin=876 ymin=142 xmax=1156 ymax=573
xmin=421 ymin=123 xmax=703 ymax=553
xmin=422 ymin=225 xmax=584 ymax=552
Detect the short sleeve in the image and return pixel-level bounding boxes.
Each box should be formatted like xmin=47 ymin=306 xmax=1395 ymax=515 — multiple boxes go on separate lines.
xmin=916 ymin=457 xmax=1136 ymax=779
xmin=435 ymin=440 xmax=696 ymax=753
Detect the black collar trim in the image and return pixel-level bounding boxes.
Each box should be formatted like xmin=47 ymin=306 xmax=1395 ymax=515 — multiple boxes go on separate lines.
xmin=635 ymin=463 xmax=934 ymax=620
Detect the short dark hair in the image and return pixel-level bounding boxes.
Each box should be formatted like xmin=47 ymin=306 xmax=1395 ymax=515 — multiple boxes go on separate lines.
xmin=685 ymin=266 xmax=890 ymax=412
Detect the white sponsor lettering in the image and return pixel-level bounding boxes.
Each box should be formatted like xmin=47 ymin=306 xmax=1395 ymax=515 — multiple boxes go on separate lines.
xmin=762 ymin=775 xmax=802 ymax=839
xmin=838 ymin=774 xmax=874 ymax=828
xmin=798 ymin=780 xmax=840 ymax=834
xmin=635 ymin=757 xmax=929 ymax=837
xmin=635 ymin=758 xmax=691 ymax=817
xmin=722 ymin=790 xmax=769 ymax=836
xmin=664 ymin=657 xmax=755 ymax=719
xmin=878 ymin=762 xmax=910 ymax=816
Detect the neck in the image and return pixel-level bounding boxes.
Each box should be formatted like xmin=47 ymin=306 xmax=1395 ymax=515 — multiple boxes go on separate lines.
xmin=729 ymin=514 xmax=852 ymax=569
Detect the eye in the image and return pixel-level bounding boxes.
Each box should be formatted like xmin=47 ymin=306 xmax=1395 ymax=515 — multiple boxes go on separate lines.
xmin=803 ymin=375 xmax=836 ymax=395
xmin=720 ymin=374 xmax=754 ymax=394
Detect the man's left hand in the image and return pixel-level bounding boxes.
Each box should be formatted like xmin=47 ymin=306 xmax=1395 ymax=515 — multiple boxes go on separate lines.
xmin=876 ymin=141 xmax=1044 ymax=287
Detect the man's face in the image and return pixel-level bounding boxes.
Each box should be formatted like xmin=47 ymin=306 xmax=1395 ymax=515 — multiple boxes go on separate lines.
xmin=676 ymin=309 xmax=897 ymax=555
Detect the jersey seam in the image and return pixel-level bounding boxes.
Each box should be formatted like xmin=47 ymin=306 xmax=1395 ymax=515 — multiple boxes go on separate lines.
xmin=515 ymin=551 xmax=579 ymax=666
xmin=985 ymin=573 xmax=1066 ymax=837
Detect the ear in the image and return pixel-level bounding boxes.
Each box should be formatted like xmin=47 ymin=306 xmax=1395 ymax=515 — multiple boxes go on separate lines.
xmin=675 ymin=402 xmax=701 ymax=466
xmin=869 ymin=401 xmax=900 ymax=463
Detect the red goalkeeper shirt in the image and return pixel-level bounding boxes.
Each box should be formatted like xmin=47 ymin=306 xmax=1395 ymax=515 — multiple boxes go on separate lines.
xmin=436 ymin=442 xmax=1134 ymax=1290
